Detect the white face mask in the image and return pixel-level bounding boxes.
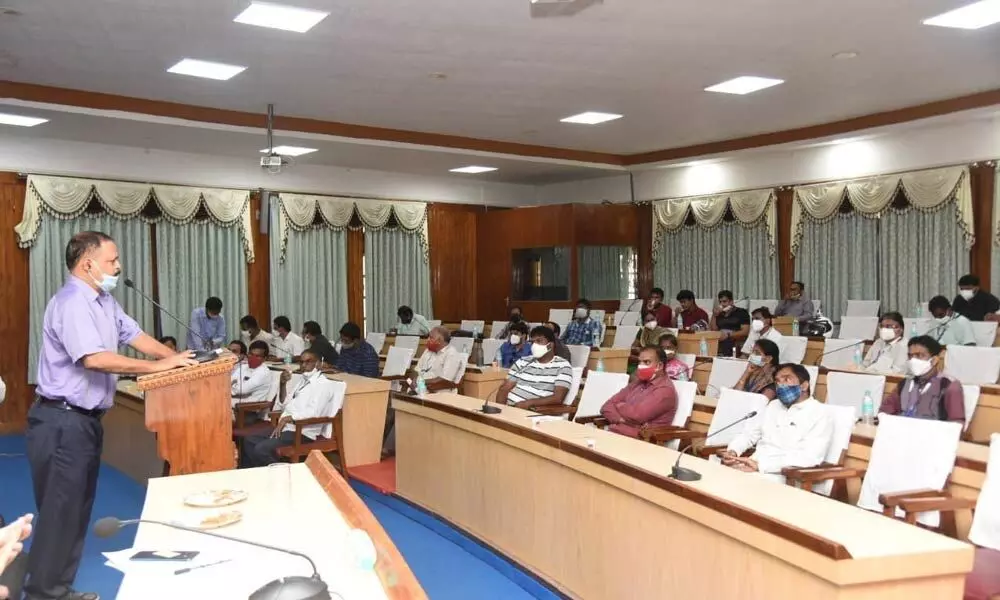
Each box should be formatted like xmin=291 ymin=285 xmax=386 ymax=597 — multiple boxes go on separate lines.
xmin=334 ymin=342 xmax=343 ymax=353
xmin=879 ymin=327 xmax=897 ymax=342
xmin=530 ymin=342 xmax=550 ymax=359
xmin=663 ymin=349 xmax=675 ymax=357
xmin=748 ymin=354 xmax=764 ymax=367
xmin=959 ymin=289 xmax=975 ymax=300
xmin=509 ymin=334 xmax=522 ymax=345
xmin=936 ymin=315 xmax=951 ymax=324
xmin=644 ymin=321 xmax=658 ymax=330
xmin=750 ymin=319 xmax=765 ymax=333
xmin=908 ymin=357 xmax=933 ymax=377
xmin=574 ymin=308 xmax=588 ymax=319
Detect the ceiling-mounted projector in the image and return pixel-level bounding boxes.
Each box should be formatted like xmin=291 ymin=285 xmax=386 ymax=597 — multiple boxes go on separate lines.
xmin=530 ymin=0 xmax=602 ymax=17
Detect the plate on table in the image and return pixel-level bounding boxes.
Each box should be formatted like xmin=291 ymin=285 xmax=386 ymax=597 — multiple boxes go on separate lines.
xmin=183 ymin=489 xmax=248 ymax=508
xmin=172 ymin=509 xmax=243 ymax=530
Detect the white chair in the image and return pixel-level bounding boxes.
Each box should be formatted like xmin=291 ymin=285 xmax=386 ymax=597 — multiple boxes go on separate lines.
xmin=366 ymin=332 xmax=387 ymax=354
xmin=318 ymin=380 xmax=348 ymax=439
xmin=781 ymin=336 xmax=809 ymax=364
xmin=971 ymin=321 xmax=998 ymax=348
xmin=812 ymin=299 xmax=822 ymax=315
xmin=490 ymin=321 xmax=509 ymax=339
xmin=481 ymin=339 xmax=503 ymax=364
xmin=561 ymin=367 xmax=585 ymax=412
xmin=787 ymin=404 xmax=857 ymax=496
xmin=591 ymin=309 xmax=606 ymax=324
xmin=676 ymin=353 xmax=696 ymax=372
xmin=451 ymin=353 xmax=470 ymax=385
xmin=845 ymin=300 xmax=881 ymax=317
xmin=705 ymin=358 xmax=748 ymax=399
xmin=428 ymin=319 xmax=442 ymax=328
xmin=612 ymin=311 xmax=641 ymax=327
xmin=825 ymin=371 xmax=886 ymax=417
xmin=449 ymin=337 xmax=474 ymax=354
xmin=567 ymin=345 xmax=592 ymax=369
xmin=460 ymin=320 xmax=486 ymax=334
xmin=804 ymin=365 xmax=819 ymax=392
xmin=944 ymin=345 xmax=1000 ymax=385
xmin=962 ymin=384 xmax=981 ymax=432
xmin=665 ymin=380 xmax=698 ymax=450
xmin=697 ymin=298 xmax=715 ymax=313
xmin=903 ymin=318 xmax=934 ymax=337
xmin=548 ymin=309 xmax=573 ymax=333
xmin=749 ymin=299 xmax=779 ymax=313
xmin=619 ymin=298 xmax=643 ymax=312
xmin=820 ymin=338 xmax=865 ymax=370
xmin=968 ymin=433 xmax=1000 ymax=551
xmin=394 ymin=335 xmax=420 ymax=350
xmin=837 ymin=316 xmax=878 ymax=340
xmin=611 ymin=325 xmax=640 ymax=349
xmin=572 ymin=371 xmax=630 ymax=422
xmin=857 ymin=414 xmax=962 ymax=527
xmin=708 ymin=389 xmax=768 ymax=446
xmin=382 ymin=346 xmax=416 ymax=377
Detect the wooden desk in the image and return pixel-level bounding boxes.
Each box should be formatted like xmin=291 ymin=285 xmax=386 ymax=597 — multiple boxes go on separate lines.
xmin=393 ymin=393 xmax=972 ymax=600
xmin=117 ymin=453 xmax=425 ymax=599
xmin=677 ymin=331 xmax=721 ymax=356
xmin=327 ymin=372 xmax=391 ymax=468
xmin=773 ymin=316 xmax=795 ymax=335
xmin=587 ymin=348 xmax=629 ymax=373
xmin=459 ymin=366 xmax=508 ymax=400
xmin=104 ymin=380 xmax=164 ymax=485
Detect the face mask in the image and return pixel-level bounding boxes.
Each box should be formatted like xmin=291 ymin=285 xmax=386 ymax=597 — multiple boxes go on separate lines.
xmin=649 ymin=299 xmax=660 ymax=308
xmin=530 ymin=343 xmax=550 ymax=359
xmin=89 ymin=263 xmax=119 ymax=293
xmin=908 ymin=357 xmax=933 ymax=377
xmin=879 ymin=327 xmax=897 ymax=342
xmin=936 ymin=315 xmax=951 ymax=325
xmin=510 ymin=314 xmax=522 ymax=322
xmin=748 ymin=354 xmax=764 ymax=367
xmin=427 ymin=339 xmax=444 ymax=353
xmin=574 ymin=308 xmax=588 ymax=319
xmin=636 ymin=365 xmax=656 ymax=382
xmin=340 ymin=340 xmax=356 ymax=350
xmin=334 ymin=342 xmax=343 ymax=353
xmin=247 ymin=356 xmax=264 ymax=369
xmin=959 ymin=289 xmax=975 ymax=300
xmin=750 ymin=319 xmax=765 ymax=333
xmin=240 ymin=328 xmax=249 ymax=334
xmin=775 ymin=383 xmax=802 ymax=407
xmin=300 ymin=365 xmax=318 ymax=377
xmin=662 ymin=349 xmax=675 ymax=357
xmin=644 ymin=321 xmax=658 ymax=330
xmin=509 ymin=334 xmax=522 ymax=345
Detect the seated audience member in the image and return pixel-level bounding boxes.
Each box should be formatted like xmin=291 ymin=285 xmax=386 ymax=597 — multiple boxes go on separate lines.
xmin=562 ymin=298 xmax=602 ymax=346
xmin=394 ymin=305 xmax=431 ymax=336
xmin=878 ymin=336 xmax=965 ymax=423
xmin=711 ymin=290 xmax=751 ymax=357
xmin=498 ymin=321 xmax=532 ymax=368
xmin=601 ymin=346 xmax=678 ymax=438
xmin=408 ymin=326 xmax=464 ymax=391
xmin=158 ymin=336 xmax=177 ymax=352
xmin=742 ymin=307 xmax=783 ymax=358
xmin=733 ymin=338 xmax=780 ymax=400
xmin=928 ymin=295 xmax=976 ymax=346
xmin=774 ymin=281 xmax=815 ymax=323
xmin=228 ymin=339 xmax=247 ymax=362
xmin=720 ymin=363 xmax=833 ymax=479
xmin=953 ymin=273 xmax=1000 ymax=322
xmin=497 ymin=326 xmax=574 ymax=409
xmin=674 ymin=290 xmax=709 ymax=331
xmin=239 ymin=314 xmax=274 ymax=347
xmin=240 ymin=349 xmax=341 ymax=468
xmin=545 ymin=321 xmax=573 ymax=361
xmin=302 ymin=321 xmax=339 ymax=366
xmin=637 ymin=311 xmax=667 ymax=349
xmin=862 ymin=311 xmax=908 ymax=374
xmin=0 ymin=513 xmax=33 ymax=600
xmin=647 ymin=287 xmax=673 ymax=328
xmin=495 ymin=305 xmax=524 ymax=339
xmin=188 ymin=296 xmax=226 ymax=351
xmin=230 ymin=340 xmax=273 ymax=410
xmin=658 ymin=333 xmax=691 ymax=381
xmin=270 ymin=315 xmax=306 ymax=361
xmin=333 ymin=322 xmax=379 ymax=378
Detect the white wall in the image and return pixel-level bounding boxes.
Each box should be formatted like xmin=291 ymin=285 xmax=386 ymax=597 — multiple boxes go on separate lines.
xmin=535 ymin=173 xmax=632 ymax=205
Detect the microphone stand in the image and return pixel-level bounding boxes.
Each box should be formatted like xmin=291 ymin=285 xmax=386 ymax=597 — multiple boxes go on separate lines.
xmin=481 ymin=357 xmax=536 ymax=414
xmin=123 ymin=278 xmax=219 ymax=363
xmin=671 ymin=411 xmax=758 ymax=482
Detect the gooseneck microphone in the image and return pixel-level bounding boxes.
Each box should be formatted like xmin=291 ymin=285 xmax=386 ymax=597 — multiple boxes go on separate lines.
xmin=481 ymin=356 xmax=537 ymax=414
xmin=671 ymin=410 xmax=758 ymax=482
xmin=811 ymin=338 xmax=869 ymax=366
xmin=123 ymin=278 xmax=219 ymax=364
xmin=94 ymin=516 xmax=330 ymax=600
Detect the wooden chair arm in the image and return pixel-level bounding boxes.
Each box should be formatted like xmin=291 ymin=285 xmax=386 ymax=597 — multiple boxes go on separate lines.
xmin=575 ymin=415 xmax=609 ymax=427
xmin=534 ymin=404 xmax=576 ymax=417
xmin=292 ymin=416 xmax=336 ymax=427
xmin=898 ymin=496 xmax=976 ymax=522
xmin=694 ymin=444 xmax=729 ymax=458
xmin=640 ymin=426 xmax=703 ymax=444
xmin=234 ymin=401 xmax=271 ymax=428
xmin=380 ymin=375 xmax=409 ymax=382
xmin=878 ymin=488 xmax=943 ymax=511
xmin=268 ymin=411 xmax=283 ymax=425
xmin=781 ymin=465 xmax=863 ymax=483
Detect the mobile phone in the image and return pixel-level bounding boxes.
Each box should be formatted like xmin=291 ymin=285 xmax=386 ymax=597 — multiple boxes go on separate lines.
xmin=130 ymin=550 xmax=200 ymax=561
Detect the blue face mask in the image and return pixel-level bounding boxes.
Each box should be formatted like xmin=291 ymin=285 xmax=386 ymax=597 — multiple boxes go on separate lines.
xmin=775 ymin=383 xmax=802 ymax=407
xmin=89 ymin=264 xmax=119 ymax=293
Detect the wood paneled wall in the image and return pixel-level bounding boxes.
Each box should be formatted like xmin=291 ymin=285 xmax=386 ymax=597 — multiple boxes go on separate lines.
xmin=776 ymin=187 xmax=795 ymax=293
xmin=970 ymin=164 xmax=996 ymax=290
xmin=245 ymin=191 xmax=271 ymax=327
xmin=427 ymin=203 xmax=483 ymax=321
xmin=347 ymin=228 xmax=365 ymax=326
xmin=0 ymin=173 xmax=31 ymax=433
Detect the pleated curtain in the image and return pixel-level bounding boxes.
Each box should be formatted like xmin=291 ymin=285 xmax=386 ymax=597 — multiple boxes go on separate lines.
xmin=269 ymin=200 xmax=349 ymax=336
xmin=578 ymin=246 xmax=631 ymax=300
xmin=365 ymin=228 xmax=433 ymax=333
xmin=28 ymin=213 xmax=154 ymax=381
xmin=795 ymin=216 xmax=879 ymax=320
xmin=156 ymin=221 xmax=248 ymax=346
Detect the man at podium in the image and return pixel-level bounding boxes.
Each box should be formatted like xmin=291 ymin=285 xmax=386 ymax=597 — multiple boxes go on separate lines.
xmin=24 ymin=231 xmax=198 ymax=600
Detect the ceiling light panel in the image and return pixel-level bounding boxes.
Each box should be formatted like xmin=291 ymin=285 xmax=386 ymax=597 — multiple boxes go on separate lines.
xmin=560 ymin=111 xmax=623 ymax=125
xmin=705 ymin=76 xmax=784 ymax=95
xmin=0 ymin=113 xmax=48 ymax=127
xmin=167 ymin=59 xmax=247 ymax=81
xmin=260 ymin=146 xmax=318 ymax=156
xmin=449 ymin=166 xmax=497 ymax=174
xmin=234 ymin=2 xmax=330 ymax=33
xmin=923 ymin=0 xmax=1000 ymax=29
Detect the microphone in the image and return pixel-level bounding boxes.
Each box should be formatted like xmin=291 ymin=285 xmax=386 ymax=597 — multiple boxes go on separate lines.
xmin=94 ymin=516 xmax=330 ymax=600
xmin=482 ymin=356 xmax=536 ymax=414
xmin=671 ymin=410 xmax=758 ymax=482
xmin=931 ymin=315 xmax=957 ymax=342
xmin=811 ymin=338 xmax=868 ymax=366
xmin=123 ymin=279 xmax=219 ymax=364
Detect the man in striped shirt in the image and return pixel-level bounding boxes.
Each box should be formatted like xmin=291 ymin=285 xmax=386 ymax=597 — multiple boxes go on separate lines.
xmin=497 ymin=326 xmax=574 ymax=409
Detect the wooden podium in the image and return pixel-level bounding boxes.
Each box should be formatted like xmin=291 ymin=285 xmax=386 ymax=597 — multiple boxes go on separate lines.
xmin=137 ymin=356 xmax=237 ymax=476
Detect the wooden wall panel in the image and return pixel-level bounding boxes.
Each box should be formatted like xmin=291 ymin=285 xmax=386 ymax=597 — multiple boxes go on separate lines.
xmin=573 ymin=203 xmax=638 ymax=246
xmin=776 ymin=187 xmax=795 ymax=293
xmin=636 ymin=203 xmax=653 ymax=299
xmin=347 ymin=228 xmax=365 ymax=327
xmin=428 ymin=204 xmax=482 ymax=321
xmin=245 ymin=191 xmax=272 ymax=327
xmin=0 ymin=173 xmax=31 ymax=433
xmin=970 ymin=164 xmax=995 ymax=291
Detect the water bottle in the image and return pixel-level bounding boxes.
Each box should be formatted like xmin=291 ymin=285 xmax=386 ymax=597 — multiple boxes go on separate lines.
xmin=853 ymin=345 xmax=863 ymax=368
xmin=914 ymin=301 xmax=923 ymax=318
xmin=283 ymin=353 xmax=292 ymax=365
xmin=676 ymin=368 xmax=688 ymax=382
xmin=909 ymin=320 xmax=918 ymax=338
xmin=592 ymin=329 xmax=601 ymax=349
xmin=595 ymin=356 xmax=605 ymax=372
xmin=861 ymin=390 xmax=875 ymax=426
xmin=416 ymin=374 xmax=428 ymax=397
xmin=791 ymin=319 xmax=799 ymax=336
xmin=699 ymin=337 xmax=708 ymax=357
xmin=677 ymin=314 xmax=684 ymax=330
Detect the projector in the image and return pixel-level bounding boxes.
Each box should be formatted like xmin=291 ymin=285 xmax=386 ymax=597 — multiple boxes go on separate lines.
xmin=260 ymin=155 xmax=283 ymax=168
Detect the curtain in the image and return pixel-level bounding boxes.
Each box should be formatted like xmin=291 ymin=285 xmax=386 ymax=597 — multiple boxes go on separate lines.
xmin=365 ymin=228 xmax=433 ymax=333
xmin=652 ymin=188 xmax=777 ymax=260
xmin=156 ymin=221 xmax=248 ymax=346
xmin=579 ymin=246 xmax=631 ymax=300
xmin=652 ymin=222 xmax=778 ymax=299
xmin=28 ymin=214 xmax=154 ymax=381
xmin=880 ymin=204 xmax=969 ymax=316
xmin=269 ymin=198 xmax=349 ymax=336
xmin=796 ymin=216 xmax=879 ymax=321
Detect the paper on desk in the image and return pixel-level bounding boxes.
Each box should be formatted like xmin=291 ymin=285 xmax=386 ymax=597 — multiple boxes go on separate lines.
xmin=526 ymin=415 xmax=564 ymax=424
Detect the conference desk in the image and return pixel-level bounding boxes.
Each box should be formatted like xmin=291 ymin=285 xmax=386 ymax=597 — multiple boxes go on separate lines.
xmin=116 ymin=452 xmax=425 ymax=599
xmin=392 ymin=392 xmax=972 ymax=600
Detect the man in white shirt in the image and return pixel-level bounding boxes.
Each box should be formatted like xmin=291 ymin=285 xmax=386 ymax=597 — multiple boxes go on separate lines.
xmin=741 ymin=307 xmax=784 ymax=358
xmin=497 ymin=326 xmax=573 ymax=408
xmin=270 ymin=315 xmax=306 ymax=361
xmin=394 ymin=305 xmax=431 ymax=336
xmin=239 ymin=315 xmax=274 ymax=348
xmin=929 ymin=295 xmax=976 ymax=346
xmin=230 ymin=341 xmax=274 ymax=411
xmin=240 ymin=349 xmax=342 ymax=468
xmin=720 ymin=363 xmax=833 ymax=482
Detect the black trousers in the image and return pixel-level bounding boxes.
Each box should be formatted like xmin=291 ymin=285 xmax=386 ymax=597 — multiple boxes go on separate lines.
xmin=24 ymin=401 xmax=103 ymax=599
xmin=240 ymin=431 xmax=295 ymax=468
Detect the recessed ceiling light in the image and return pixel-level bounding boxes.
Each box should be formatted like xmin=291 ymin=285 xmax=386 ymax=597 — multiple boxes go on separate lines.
xmin=449 ymin=166 xmax=497 ymax=174
xmin=923 ymin=0 xmax=1000 ymax=29
xmin=428 ymin=72 xmax=448 ymax=80
xmin=0 ymin=113 xmax=48 ymax=127
xmin=560 ymin=111 xmax=623 ymax=125
xmin=167 ymin=58 xmax=247 ymax=81
xmin=234 ymin=1 xmax=330 ymax=33
xmin=260 ymin=146 xmax=318 ymax=157
xmin=705 ymin=76 xmax=784 ymax=95
xmin=832 ymin=51 xmax=859 ymax=60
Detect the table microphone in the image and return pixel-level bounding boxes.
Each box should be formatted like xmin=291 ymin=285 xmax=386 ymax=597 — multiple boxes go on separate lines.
xmin=123 ymin=278 xmax=219 ymax=364
xmin=671 ymin=410 xmax=758 ymax=482
xmin=94 ymin=516 xmax=330 ymax=600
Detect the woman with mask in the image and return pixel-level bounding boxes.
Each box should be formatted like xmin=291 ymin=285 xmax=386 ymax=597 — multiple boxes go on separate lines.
xmin=878 ymin=336 xmax=966 ymax=422
xmin=498 ymin=321 xmax=532 ymax=368
xmin=861 ymin=311 xmax=908 ymax=374
xmin=658 ymin=333 xmax=691 ymax=381
xmin=600 ymin=346 xmax=678 ymax=438
xmin=732 ymin=338 xmax=780 ymax=400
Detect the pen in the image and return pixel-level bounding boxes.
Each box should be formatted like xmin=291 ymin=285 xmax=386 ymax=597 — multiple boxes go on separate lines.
xmin=174 ymin=558 xmax=232 ymax=575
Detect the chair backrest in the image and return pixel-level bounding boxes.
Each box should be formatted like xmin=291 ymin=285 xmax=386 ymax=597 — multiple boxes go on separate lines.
xmin=612 ymin=311 xmax=641 ymax=327
xmin=427 ymin=319 xmax=442 ymax=328
xmin=706 ymin=358 xmax=748 ymax=398
xmin=548 ymin=309 xmax=573 ymax=333
xmin=564 ymin=367 xmax=585 ymax=407
xmin=619 ymin=298 xmax=643 ymax=312
xmin=671 ymin=380 xmax=698 ymax=428
xmin=320 ymin=379 xmax=348 ymax=439
xmin=968 ymin=433 xmax=1000 ymax=551
xmin=820 ymin=338 xmax=865 ymax=370
xmin=812 ymin=404 xmax=859 ymax=496
xmin=676 ymin=353 xmax=696 ymax=370
xmin=490 ymin=321 xmax=509 ymax=339
xmin=845 ymin=300 xmax=881 ymax=317
xmin=749 ymin=299 xmax=779 ymax=314
xmin=394 ymin=335 xmax=420 ymax=350
xmin=782 ymin=336 xmax=809 ymax=364
xmin=481 ymin=338 xmax=503 ymax=364
xmin=710 ymin=389 xmax=768 ymax=445
xmin=573 ymin=371 xmax=630 ymax=420
xmin=365 ymin=332 xmax=387 ymax=354
xmin=903 ymin=318 xmax=934 ymax=337
xmin=567 ymin=345 xmax=592 ymax=369
xmin=453 ymin=353 xmax=470 ymax=384
xmin=825 ymin=371 xmax=887 ymax=416
xmin=812 ymin=299 xmax=822 ymax=314
xmin=971 ymin=321 xmax=998 ymax=347
xmin=382 ymin=346 xmax=416 ymax=377
xmin=697 ymin=298 xmax=715 ymax=314
xmin=460 ymin=320 xmax=486 ymax=334
xmin=837 ymin=316 xmax=878 ymax=340
xmin=944 ymin=345 xmax=1000 ymax=385
xmin=611 ymin=325 xmax=640 ymax=349
xmin=962 ymin=384 xmax=981 ymax=431
xmin=591 ymin=309 xmax=607 ymax=324
xmin=449 ymin=337 xmax=474 ymax=355
xmin=858 ymin=413 xmax=962 ymax=527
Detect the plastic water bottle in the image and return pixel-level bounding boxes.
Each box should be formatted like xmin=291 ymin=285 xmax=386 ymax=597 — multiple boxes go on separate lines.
xmin=283 ymin=353 xmax=292 ymax=365
xmin=595 ymin=356 xmax=605 ymax=372
xmin=853 ymin=345 xmax=863 ymax=368
xmin=914 ymin=301 xmax=923 ymax=318
xmin=791 ymin=319 xmax=799 ymax=336
xmin=861 ymin=391 xmax=875 ymax=426
xmin=699 ymin=338 xmax=708 ymax=357
xmin=677 ymin=314 xmax=684 ymax=330
xmin=909 ymin=320 xmax=918 ymax=338
xmin=415 ymin=374 xmax=428 ymax=397
xmin=592 ymin=329 xmax=601 ymax=349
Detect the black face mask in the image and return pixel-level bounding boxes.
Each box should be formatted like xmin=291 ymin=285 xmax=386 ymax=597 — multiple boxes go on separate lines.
xmin=510 ymin=314 xmax=522 ymax=322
